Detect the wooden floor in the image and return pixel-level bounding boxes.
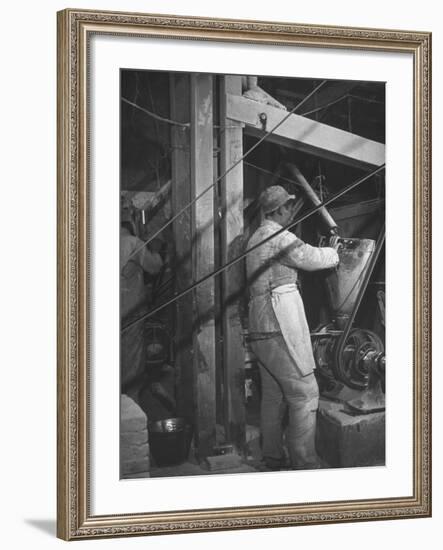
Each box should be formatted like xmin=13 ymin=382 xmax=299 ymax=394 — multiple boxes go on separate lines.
xmin=127 ymin=460 xmax=258 ymax=479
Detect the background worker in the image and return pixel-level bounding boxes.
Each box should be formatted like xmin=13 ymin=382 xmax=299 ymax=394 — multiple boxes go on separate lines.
xmin=246 ymin=185 xmax=340 ymax=470
xmin=120 ymin=202 xmax=163 ymax=401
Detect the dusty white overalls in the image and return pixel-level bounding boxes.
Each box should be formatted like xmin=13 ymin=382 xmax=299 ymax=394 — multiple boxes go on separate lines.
xmin=246 ymin=219 xmax=338 ymax=468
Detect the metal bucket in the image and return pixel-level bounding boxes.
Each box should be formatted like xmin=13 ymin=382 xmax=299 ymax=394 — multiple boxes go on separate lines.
xmin=324 ymin=238 xmax=375 ymax=329
xmin=148 ymin=417 xmax=193 ymax=467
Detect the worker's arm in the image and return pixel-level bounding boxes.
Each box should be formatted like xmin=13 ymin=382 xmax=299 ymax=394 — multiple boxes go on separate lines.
xmin=133 ymin=238 xmax=163 ymax=275
xmin=278 ymin=231 xmax=339 ymax=272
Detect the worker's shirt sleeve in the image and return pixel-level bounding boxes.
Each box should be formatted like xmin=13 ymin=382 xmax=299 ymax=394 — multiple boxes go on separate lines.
xmin=133 ymin=238 xmax=163 ymax=275
xmin=278 ymin=231 xmax=339 ymax=271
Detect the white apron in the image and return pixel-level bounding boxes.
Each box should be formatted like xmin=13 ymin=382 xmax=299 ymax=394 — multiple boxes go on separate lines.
xmin=270 ymin=283 xmax=316 ymax=376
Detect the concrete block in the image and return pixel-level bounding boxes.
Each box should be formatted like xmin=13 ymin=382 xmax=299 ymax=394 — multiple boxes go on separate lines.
xmin=121 ymin=394 xmax=147 ymax=433
xmin=121 ymin=457 xmax=150 ymax=476
xmin=120 ymin=429 xmax=148 ymax=448
xmin=121 ymin=443 xmax=150 ymax=462
xmin=316 ymin=398 xmax=385 ymax=468
xmin=120 ymin=394 xmax=150 ymax=477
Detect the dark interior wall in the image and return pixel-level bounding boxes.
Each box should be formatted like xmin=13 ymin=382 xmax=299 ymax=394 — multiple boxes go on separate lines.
xmin=120 ymin=69 xmax=386 ymax=336
xmin=259 ymin=76 xmax=385 ymax=141
xmin=121 ymin=70 xmax=172 ymax=192
xmin=121 ymin=71 xmax=385 ymax=212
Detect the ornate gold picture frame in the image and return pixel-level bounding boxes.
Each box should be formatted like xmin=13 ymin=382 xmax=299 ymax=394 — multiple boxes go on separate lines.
xmin=57 ymin=8 xmax=431 ymax=540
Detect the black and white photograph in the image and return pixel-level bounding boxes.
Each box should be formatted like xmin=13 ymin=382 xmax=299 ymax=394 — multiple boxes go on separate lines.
xmin=1 ymin=0 xmax=438 ymax=545
xmin=119 ymin=70 xmax=386 ymax=479
xmin=52 ymin=4 xmax=432 ymax=542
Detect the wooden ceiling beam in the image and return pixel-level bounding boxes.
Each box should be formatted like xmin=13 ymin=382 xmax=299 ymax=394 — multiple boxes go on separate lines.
xmin=226 ymin=93 xmax=385 ymax=170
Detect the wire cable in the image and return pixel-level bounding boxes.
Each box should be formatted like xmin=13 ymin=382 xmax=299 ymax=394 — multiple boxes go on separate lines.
xmin=122 ymin=164 xmax=385 ymax=333
xmin=121 ymin=97 xmax=190 ymax=128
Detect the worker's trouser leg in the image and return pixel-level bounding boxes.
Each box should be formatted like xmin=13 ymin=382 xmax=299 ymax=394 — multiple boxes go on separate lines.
xmin=258 ymin=364 xmax=287 ymax=463
xmin=121 ymin=320 xmax=145 ymax=402
xmin=251 ymin=335 xmax=320 ymax=469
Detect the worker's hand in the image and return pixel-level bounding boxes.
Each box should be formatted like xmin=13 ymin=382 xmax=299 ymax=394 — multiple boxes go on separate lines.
xmin=328 ymin=235 xmax=343 ymax=253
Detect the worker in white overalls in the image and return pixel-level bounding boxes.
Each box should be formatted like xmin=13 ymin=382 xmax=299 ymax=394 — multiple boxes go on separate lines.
xmin=120 ymin=203 xmax=163 ymax=401
xmin=246 ymin=185 xmax=339 ymax=470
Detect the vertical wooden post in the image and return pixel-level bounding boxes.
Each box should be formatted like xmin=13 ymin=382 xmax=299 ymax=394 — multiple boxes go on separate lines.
xmin=219 ymin=75 xmax=246 ymax=452
xmin=190 ymin=74 xmax=216 ymax=459
xmin=170 ymin=74 xmax=195 ymax=423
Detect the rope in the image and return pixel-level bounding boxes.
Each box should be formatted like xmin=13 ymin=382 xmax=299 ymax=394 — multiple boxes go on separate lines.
xmin=121 ymin=164 xmax=385 ymax=333
xmin=124 ymin=80 xmax=328 ymax=264
xmin=122 ymin=96 xmax=240 ymax=130
xmin=121 ymin=97 xmax=190 ymax=128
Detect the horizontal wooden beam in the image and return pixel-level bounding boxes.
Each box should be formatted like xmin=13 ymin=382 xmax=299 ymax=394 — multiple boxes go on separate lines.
xmin=226 ymin=93 xmax=385 ymax=170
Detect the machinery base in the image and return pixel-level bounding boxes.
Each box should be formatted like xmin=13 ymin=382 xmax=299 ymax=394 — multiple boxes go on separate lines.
xmin=316 ymin=398 xmax=385 ymax=468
